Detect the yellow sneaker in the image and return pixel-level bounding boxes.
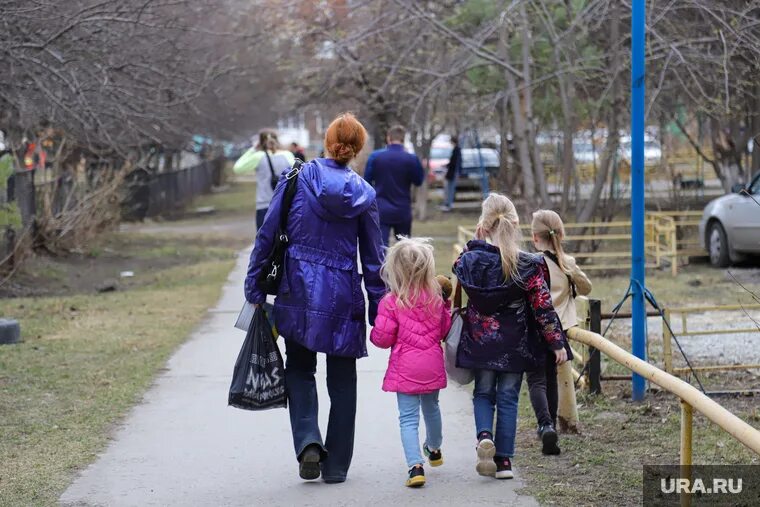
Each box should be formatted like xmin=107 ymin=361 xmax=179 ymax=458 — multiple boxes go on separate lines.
xmin=423 ymin=444 xmax=443 ymax=467
xmin=405 ymin=466 xmax=426 ymax=488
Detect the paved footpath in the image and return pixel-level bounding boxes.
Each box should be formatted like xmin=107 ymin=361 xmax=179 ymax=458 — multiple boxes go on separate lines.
xmin=61 ymin=252 xmax=538 ymax=507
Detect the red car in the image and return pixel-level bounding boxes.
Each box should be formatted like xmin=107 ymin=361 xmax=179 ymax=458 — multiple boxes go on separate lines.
xmin=423 ymin=145 xmax=453 ymax=187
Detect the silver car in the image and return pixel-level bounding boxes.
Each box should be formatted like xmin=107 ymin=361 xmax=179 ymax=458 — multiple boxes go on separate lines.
xmin=699 ymin=172 xmax=760 ymax=266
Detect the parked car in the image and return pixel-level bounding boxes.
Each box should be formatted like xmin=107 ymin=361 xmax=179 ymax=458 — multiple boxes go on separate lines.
xmin=699 ymin=172 xmax=760 ymax=267
xmin=425 ymin=145 xmax=453 ymax=186
xmin=573 ymin=142 xmax=598 ymax=164
xmin=458 ymin=148 xmax=500 ymax=181
xmin=619 ymin=140 xmax=662 ymax=165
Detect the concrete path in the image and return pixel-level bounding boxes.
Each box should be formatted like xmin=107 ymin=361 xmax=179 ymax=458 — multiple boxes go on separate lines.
xmin=60 ymin=252 xmax=539 ymax=507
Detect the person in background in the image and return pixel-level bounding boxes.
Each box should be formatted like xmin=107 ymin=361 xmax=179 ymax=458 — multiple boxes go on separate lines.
xmin=452 ymin=193 xmax=566 ymax=480
xmin=244 ymin=113 xmax=385 ymax=484
xmin=364 ymin=125 xmax=424 ymax=246
xmin=233 ymin=130 xmax=295 ymax=229
xmin=290 ymin=142 xmax=306 ymax=162
xmin=370 ymin=238 xmax=450 ymax=488
xmin=526 ymin=209 xmax=592 ymax=454
xmin=441 ymin=135 xmax=461 ymax=212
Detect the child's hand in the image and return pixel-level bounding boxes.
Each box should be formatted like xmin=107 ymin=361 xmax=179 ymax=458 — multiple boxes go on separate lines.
xmin=554 ymin=348 xmax=568 ymax=365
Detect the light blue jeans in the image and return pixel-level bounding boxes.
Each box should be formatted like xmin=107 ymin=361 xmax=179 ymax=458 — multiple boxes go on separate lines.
xmin=396 ymin=391 xmax=443 ymax=468
xmin=473 ymin=369 xmax=522 ymax=458
xmin=444 ymin=178 xmax=457 ymax=207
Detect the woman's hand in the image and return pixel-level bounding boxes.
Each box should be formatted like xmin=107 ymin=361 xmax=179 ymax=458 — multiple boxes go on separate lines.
xmin=554 ymin=348 xmax=568 ymax=365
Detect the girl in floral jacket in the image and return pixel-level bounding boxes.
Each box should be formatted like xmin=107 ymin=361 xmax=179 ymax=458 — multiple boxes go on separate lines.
xmin=453 ymin=193 xmax=566 ymax=480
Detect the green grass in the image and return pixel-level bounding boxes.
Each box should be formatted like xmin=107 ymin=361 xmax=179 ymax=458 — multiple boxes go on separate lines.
xmin=0 ymin=242 xmax=236 ymax=506
xmin=515 ymin=389 xmax=758 ymax=506
xmin=188 ymin=180 xmax=257 ymax=218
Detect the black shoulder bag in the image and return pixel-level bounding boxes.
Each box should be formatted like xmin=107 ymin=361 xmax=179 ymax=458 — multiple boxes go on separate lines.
xmin=543 ymin=250 xmax=577 ymax=298
xmin=257 ymin=159 xmax=303 ymax=295
xmin=264 ymin=150 xmax=278 ymax=191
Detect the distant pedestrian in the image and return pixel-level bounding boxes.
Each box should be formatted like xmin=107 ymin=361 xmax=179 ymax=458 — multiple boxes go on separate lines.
xmin=233 ymin=130 xmax=295 ymax=229
xmin=452 ymin=193 xmax=567 ymax=480
xmin=364 ymin=125 xmax=424 ymax=246
xmin=244 ymin=113 xmax=385 ymax=484
xmin=370 ymin=238 xmax=451 ymax=488
xmin=527 ymin=209 xmax=592 ymax=447
xmin=441 ymin=135 xmax=461 ymax=212
xmin=290 ymin=142 xmax=306 ymax=162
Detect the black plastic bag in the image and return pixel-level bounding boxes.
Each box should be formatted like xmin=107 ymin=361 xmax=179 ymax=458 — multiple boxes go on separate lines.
xmin=228 ymin=308 xmax=287 ymax=410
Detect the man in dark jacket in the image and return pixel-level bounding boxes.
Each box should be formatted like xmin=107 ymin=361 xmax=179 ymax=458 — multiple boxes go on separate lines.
xmin=441 ymin=135 xmax=461 ymax=212
xmin=364 ymin=125 xmax=424 ymax=245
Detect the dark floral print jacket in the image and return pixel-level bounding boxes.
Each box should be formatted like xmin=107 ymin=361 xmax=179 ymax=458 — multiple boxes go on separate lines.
xmin=453 ymin=240 xmax=567 ymax=373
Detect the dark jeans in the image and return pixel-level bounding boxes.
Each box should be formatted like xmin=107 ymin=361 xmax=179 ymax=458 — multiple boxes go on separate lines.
xmin=526 ymin=351 xmax=558 ymax=428
xmin=256 ymin=208 xmax=268 ymax=230
xmin=284 ymin=339 xmax=357 ymax=482
xmin=380 ymin=220 xmax=411 ymax=247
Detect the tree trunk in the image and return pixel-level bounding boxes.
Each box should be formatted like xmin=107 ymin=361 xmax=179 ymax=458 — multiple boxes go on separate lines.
xmin=414 ymin=138 xmax=433 ymax=222
xmin=500 ymin=22 xmax=535 ymax=205
xmin=497 ymin=95 xmax=512 ymax=192
xmin=519 ymin=4 xmax=550 ymax=207
xmin=710 ymin=117 xmax=745 ymax=191
xmin=576 ymin=4 xmax=621 ymax=223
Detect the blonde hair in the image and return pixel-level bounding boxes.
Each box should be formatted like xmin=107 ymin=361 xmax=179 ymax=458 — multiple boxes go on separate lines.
xmin=531 ymin=209 xmax=571 ymax=275
xmin=477 ymin=193 xmax=522 ymax=281
xmin=381 ymin=237 xmax=440 ymax=308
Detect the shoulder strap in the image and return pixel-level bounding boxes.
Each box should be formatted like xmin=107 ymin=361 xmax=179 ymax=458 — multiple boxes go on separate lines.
xmin=543 ymin=250 xmax=577 ymax=298
xmin=264 ymin=150 xmax=276 ymax=184
xmin=277 ymin=160 xmax=303 ymax=237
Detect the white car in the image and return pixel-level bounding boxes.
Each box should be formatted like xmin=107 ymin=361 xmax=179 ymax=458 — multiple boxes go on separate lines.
xmin=619 ymin=141 xmax=662 ymax=164
xmin=699 ymin=172 xmax=760 ymax=266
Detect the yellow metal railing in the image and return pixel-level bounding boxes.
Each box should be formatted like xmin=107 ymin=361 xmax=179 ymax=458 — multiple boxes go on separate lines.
xmin=566 ymin=325 xmax=760 ymax=466
xmin=454 ymin=210 xmax=706 ymax=275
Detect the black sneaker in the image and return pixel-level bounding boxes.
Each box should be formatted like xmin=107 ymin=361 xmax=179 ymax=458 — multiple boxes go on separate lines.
xmin=475 ymin=431 xmax=497 ymax=477
xmin=494 ymin=456 xmax=514 ymax=479
xmin=539 ymin=424 xmax=561 ymax=455
xmin=423 ymin=444 xmax=443 ymax=467
xmin=299 ymin=445 xmax=322 ymax=480
xmin=406 ymin=465 xmax=426 ymax=487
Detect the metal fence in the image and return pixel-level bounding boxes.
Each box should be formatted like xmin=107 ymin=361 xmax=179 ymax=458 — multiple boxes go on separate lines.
xmin=454 ymin=210 xmax=707 ymax=276
xmin=1 ymin=158 xmax=222 ymax=269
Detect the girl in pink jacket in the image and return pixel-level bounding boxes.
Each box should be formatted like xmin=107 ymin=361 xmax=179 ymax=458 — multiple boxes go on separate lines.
xmin=370 ymin=238 xmax=451 ymax=488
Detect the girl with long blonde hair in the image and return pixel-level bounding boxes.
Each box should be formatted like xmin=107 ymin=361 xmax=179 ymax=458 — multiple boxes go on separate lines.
xmin=453 ymin=193 xmax=567 ymax=479
xmin=371 ymin=238 xmax=451 ymax=488
xmin=527 ymin=209 xmax=592 ymax=439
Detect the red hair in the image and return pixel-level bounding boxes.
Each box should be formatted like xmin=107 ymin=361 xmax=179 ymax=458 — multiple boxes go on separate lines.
xmin=324 ymin=113 xmax=367 ymax=165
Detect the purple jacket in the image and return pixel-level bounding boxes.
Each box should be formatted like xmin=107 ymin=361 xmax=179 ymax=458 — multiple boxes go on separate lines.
xmin=245 ymin=158 xmax=386 ymax=358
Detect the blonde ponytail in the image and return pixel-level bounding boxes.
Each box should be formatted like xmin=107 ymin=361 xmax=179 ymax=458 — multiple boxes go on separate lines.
xmin=477 ymin=193 xmax=522 ymax=281
xmin=531 ymin=209 xmax=571 ymax=275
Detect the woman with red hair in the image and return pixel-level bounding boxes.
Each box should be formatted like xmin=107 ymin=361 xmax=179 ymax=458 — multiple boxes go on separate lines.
xmin=245 ymin=113 xmax=385 ymax=483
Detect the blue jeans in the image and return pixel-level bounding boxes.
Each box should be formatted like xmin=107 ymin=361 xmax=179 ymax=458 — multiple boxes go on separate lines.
xmin=396 ymin=392 xmax=443 ymax=468
xmin=473 ymin=369 xmax=522 ymax=458
xmin=380 ymin=220 xmax=411 ymax=247
xmin=444 ymin=178 xmax=457 ymax=207
xmin=284 ymin=339 xmax=357 ymax=482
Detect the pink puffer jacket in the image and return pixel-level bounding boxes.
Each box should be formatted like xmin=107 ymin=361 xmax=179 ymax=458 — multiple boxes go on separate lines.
xmin=370 ymin=293 xmax=451 ymax=394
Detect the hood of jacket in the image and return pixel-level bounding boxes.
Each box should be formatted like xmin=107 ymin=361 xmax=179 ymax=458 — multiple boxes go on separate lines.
xmin=454 ymin=240 xmax=544 ymax=313
xmin=302 ymin=158 xmax=376 ymax=221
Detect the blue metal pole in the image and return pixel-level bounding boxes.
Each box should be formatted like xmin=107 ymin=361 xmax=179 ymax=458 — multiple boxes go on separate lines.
xmin=631 ymin=0 xmax=647 ymax=401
